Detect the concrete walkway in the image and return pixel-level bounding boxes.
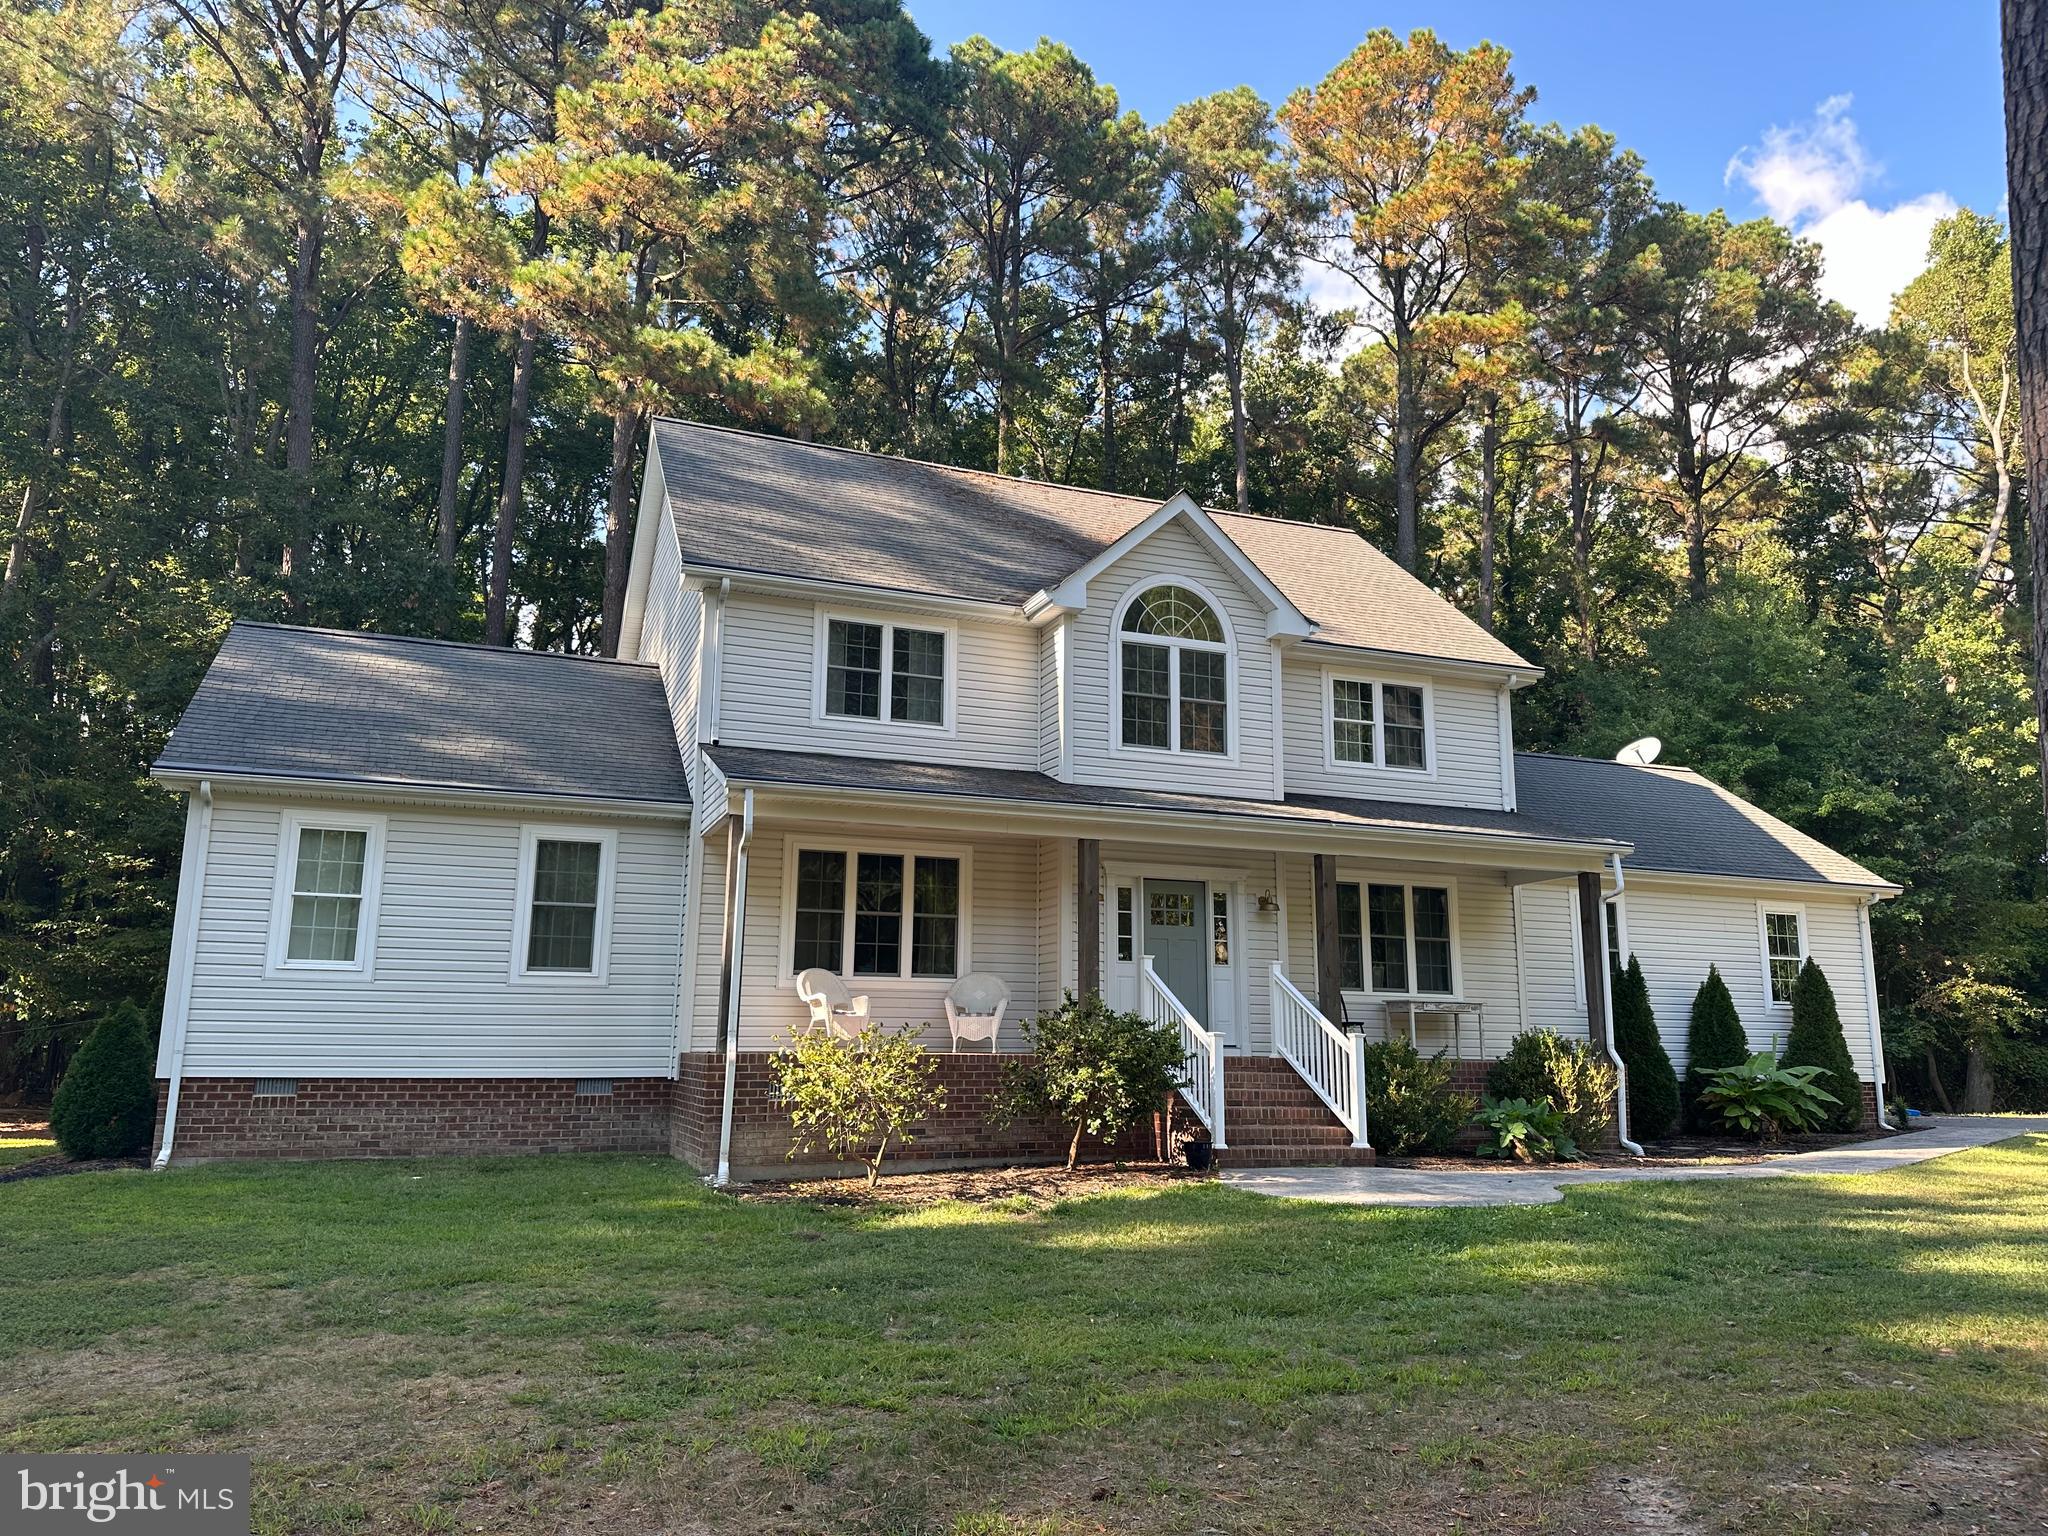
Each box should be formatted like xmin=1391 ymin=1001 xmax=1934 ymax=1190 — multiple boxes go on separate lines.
xmin=1222 ymin=1115 xmax=2048 ymax=1207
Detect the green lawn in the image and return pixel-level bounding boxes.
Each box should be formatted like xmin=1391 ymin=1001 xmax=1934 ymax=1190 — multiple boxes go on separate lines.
xmin=0 ymin=1133 xmax=55 ymax=1168
xmin=5 ymin=1140 xmax=2047 ymax=1536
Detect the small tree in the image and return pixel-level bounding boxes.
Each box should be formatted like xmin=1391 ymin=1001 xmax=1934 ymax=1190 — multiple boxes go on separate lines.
xmin=1612 ymin=956 xmax=1679 ymax=1140
xmin=992 ymin=994 xmax=1184 ymax=1169
xmin=1781 ymin=959 xmax=1864 ymax=1132
xmin=770 ymin=1026 xmax=945 ymax=1188
xmin=1486 ymin=1029 xmax=1617 ymax=1148
xmin=50 ymin=1001 xmax=156 ymax=1160
xmin=1684 ymin=966 xmax=1750 ymax=1130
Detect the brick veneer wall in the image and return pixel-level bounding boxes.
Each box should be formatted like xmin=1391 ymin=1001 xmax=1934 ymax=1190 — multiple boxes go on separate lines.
xmin=153 ymin=1077 xmax=673 ymax=1161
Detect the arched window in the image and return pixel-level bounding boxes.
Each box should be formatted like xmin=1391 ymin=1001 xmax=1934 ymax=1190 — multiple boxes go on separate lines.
xmin=1117 ymin=583 xmax=1229 ymax=755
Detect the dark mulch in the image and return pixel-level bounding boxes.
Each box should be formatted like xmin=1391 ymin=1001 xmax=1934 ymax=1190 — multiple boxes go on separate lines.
xmin=0 ymin=1152 xmax=148 ymax=1184
xmin=1380 ymin=1122 xmax=1921 ymax=1173
xmin=736 ymin=1160 xmax=1209 ymax=1207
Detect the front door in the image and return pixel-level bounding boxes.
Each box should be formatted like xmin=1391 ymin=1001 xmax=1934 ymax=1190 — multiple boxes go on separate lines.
xmin=1143 ymin=879 xmax=1210 ymax=1025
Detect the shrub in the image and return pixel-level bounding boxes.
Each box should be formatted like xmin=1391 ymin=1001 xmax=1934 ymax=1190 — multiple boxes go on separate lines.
xmin=1683 ymin=966 xmax=1750 ymax=1130
xmin=770 ymin=1026 xmax=944 ymax=1187
xmin=50 ymin=1001 xmax=156 ymax=1161
xmin=1611 ymin=957 xmax=1679 ymax=1140
xmin=992 ymin=993 xmax=1184 ymax=1169
xmin=1359 ymin=1038 xmax=1473 ymax=1156
xmin=1486 ymin=1030 xmax=1616 ymax=1149
xmin=1696 ymin=1052 xmax=1839 ymax=1141
xmin=1472 ymin=1096 xmax=1580 ymax=1162
xmin=1781 ymin=959 xmax=1863 ymax=1132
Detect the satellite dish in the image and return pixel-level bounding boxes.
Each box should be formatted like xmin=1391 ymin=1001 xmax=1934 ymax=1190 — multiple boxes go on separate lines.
xmin=1615 ymin=736 xmax=1662 ymax=766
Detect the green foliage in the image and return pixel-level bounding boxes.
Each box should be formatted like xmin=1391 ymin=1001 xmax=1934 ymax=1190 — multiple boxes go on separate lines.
xmin=1684 ymin=967 xmax=1751 ymax=1130
xmin=770 ymin=1026 xmax=944 ymax=1188
xmin=49 ymin=1001 xmax=156 ymax=1160
xmin=993 ymin=994 xmax=1184 ymax=1169
xmin=1359 ymin=1038 xmax=1473 ymax=1157
xmin=1486 ymin=1030 xmax=1616 ymax=1149
xmin=1611 ymin=956 xmax=1679 ymax=1140
xmin=1472 ymin=1096 xmax=1580 ymax=1163
xmin=1781 ymin=960 xmax=1863 ymax=1132
xmin=1696 ymin=1053 xmax=1840 ymax=1142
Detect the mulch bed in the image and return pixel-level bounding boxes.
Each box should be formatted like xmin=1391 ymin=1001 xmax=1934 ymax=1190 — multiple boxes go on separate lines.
xmin=735 ymin=1160 xmax=1210 ymax=1207
xmin=1379 ymin=1122 xmax=1923 ymax=1173
xmin=0 ymin=1152 xmax=148 ymax=1184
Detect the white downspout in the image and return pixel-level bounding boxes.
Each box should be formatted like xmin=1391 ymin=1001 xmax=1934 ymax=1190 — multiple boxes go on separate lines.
xmin=1600 ymin=852 xmax=1644 ymax=1157
xmin=1858 ymin=896 xmax=1894 ymax=1129
xmin=153 ymin=780 xmax=212 ymax=1170
xmin=713 ymin=787 xmax=754 ymax=1187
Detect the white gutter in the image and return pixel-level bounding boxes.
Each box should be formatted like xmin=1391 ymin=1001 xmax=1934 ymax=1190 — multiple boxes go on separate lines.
xmin=1857 ymin=896 xmax=1894 ymax=1129
xmin=149 ymin=769 xmax=690 ymax=824
xmin=1600 ymin=852 xmax=1644 ymax=1157
xmin=153 ymin=780 xmax=212 ymax=1170
xmin=713 ymin=787 xmax=755 ymax=1187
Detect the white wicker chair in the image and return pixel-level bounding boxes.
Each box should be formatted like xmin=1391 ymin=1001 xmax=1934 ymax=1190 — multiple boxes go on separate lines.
xmin=795 ymin=968 xmax=870 ymax=1041
xmin=944 ymin=972 xmax=1009 ymax=1053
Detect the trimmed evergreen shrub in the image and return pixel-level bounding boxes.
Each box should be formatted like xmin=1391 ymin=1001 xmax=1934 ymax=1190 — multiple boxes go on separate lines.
xmin=1781 ymin=959 xmax=1863 ymax=1132
xmin=50 ymin=1001 xmax=156 ymax=1160
xmin=1683 ymin=966 xmax=1750 ymax=1130
xmin=1485 ymin=1029 xmax=1616 ymax=1149
xmin=1359 ymin=1038 xmax=1473 ymax=1156
xmin=1611 ymin=957 xmax=1679 ymax=1140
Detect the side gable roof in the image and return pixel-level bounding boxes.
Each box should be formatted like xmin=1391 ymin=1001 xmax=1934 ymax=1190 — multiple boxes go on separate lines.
xmin=156 ymin=623 xmax=692 ymax=811
xmin=651 ymin=418 xmax=1532 ymax=672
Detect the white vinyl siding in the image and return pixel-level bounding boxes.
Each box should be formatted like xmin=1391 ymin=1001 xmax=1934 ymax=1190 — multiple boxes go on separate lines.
xmin=180 ymin=794 xmax=687 ymax=1077
xmin=1037 ymin=623 xmax=1065 ymax=775
xmin=1282 ymin=659 xmax=1508 ymax=809
xmin=640 ymin=517 xmax=704 ymax=791
xmin=717 ymin=591 xmax=1038 ymax=768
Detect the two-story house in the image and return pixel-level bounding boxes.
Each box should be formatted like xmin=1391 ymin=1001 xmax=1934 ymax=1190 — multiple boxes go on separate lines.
xmin=146 ymin=419 xmax=1900 ymax=1175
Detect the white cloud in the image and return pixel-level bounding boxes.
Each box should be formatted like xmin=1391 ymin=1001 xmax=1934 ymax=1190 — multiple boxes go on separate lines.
xmin=1725 ymin=95 xmax=1955 ymax=326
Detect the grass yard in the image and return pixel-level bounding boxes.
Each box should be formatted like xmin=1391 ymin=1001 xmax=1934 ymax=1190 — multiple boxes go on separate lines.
xmin=0 ymin=1133 xmax=56 ymax=1169
xmin=4 ymin=1140 xmax=2047 ymax=1536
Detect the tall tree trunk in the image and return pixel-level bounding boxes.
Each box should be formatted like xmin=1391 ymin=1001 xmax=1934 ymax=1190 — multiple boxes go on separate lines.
xmin=1392 ymin=328 xmax=1419 ymax=572
xmin=436 ymin=313 xmax=472 ymax=571
xmin=281 ymin=205 xmax=323 ymax=609
xmin=1682 ymin=494 xmax=1709 ymax=603
xmin=1097 ymin=314 xmax=1118 ymax=491
xmin=1476 ymin=393 xmax=1499 ymax=632
xmin=599 ymin=402 xmax=641 ymax=657
xmin=3 ymin=281 xmax=80 ymax=599
xmin=486 ymin=316 xmax=537 ymax=647
xmin=1227 ymin=333 xmax=1249 ymax=515
xmin=1568 ymin=442 xmax=1599 ymax=657
xmin=2001 ymin=0 xmax=2048 ymax=862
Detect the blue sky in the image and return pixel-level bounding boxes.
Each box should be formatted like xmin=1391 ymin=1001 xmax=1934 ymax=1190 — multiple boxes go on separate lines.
xmin=904 ymin=1 xmax=2006 ymax=324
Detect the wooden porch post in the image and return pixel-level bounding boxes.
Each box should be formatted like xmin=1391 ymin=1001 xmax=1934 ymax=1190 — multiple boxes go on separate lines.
xmin=1576 ymin=869 xmax=1610 ymax=1051
xmin=1077 ymin=838 xmax=1102 ymax=998
xmin=1312 ymin=853 xmax=1343 ymax=1022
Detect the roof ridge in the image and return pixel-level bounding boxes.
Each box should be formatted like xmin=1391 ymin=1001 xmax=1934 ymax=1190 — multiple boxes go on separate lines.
xmin=229 ymin=619 xmax=660 ymax=670
xmin=1514 ymin=749 xmax=1698 ymax=773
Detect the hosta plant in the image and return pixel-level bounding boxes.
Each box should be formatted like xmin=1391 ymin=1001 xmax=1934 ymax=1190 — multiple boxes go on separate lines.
xmin=1695 ymin=1053 xmax=1839 ymax=1141
xmin=1473 ymin=1096 xmax=1580 ymax=1163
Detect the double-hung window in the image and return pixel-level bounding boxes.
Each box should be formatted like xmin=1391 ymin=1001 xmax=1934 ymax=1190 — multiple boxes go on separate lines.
xmin=1118 ymin=584 xmax=1229 ymax=756
xmin=1327 ymin=675 xmax=1430 ymax=772
xmin=513 ymin=826 xmax=616 ymax=981
xmin=821 ymin=614 xmax=950 ymax=728
xmin=789 ymin=845 xmax=966 ymax=980
xmin=1333 ymin=879 xmax=1456 ymax=995
xmin=269 ymin=812 xmax=384 ymax=974
xmin=1760 ymin=906 xmax=1805 ymax=1005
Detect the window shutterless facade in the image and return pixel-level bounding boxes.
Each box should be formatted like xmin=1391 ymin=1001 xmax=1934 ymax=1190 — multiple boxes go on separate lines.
xmin=1333 ymin=878 xmax=1457 ymax=995
xmin=1324 ymin=672 xmax=1432 ymax=773
xmin=266 ymin=811 xmax=385 ymax=977
xmin=787 ymin=844 xmax=967 ymax=981
xmin=1759 ymin=905 xmax=1806 ymax=1005
xmin=511 ymin=825 xmax=617 ymax=982
xmin=1115 ymin=582 xmax=1231 ymax=756
xmin=817 ymin=612 xmax=953 ymax=730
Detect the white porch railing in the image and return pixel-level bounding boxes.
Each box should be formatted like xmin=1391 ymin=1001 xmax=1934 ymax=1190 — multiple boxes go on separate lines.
xmin=1270 ymin=964 xmax=1371 ymax=1148
xmin=1142 ymin=957 xmax=1226 ymax=1149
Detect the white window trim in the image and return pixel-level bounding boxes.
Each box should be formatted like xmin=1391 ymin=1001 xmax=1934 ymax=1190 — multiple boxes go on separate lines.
xmin=1756 ymin=901 xmax=1809 ymax=1010
xmin=1108 ymin=576 xmax=1241 ymax=766
xmin=266 ymin=810 xmax=387 ymax=980
xmin=811 ymin=607 xmax=959 ymax=737
xmin=510 ymin=824 xmax=619 ymax=985
xmin=1320 ymin=667 xmax=1438 ymax=781
xmin=1331 ymin=871 xmax=1463 ymax=1000
xmin=779 ymin=839 xmax=974 ymax=985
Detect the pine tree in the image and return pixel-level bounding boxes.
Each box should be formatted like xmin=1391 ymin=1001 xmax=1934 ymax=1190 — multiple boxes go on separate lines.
xmin=49 ymin=1001 xmax=156 ymax=1160
xmin=1781 ymin=959 xmax=1863 ymax=1132
xmin=1683 ymin=966 xmax=1751 ymax=1130
xmin=1612 ymin=956 xmax=1679 ymax=1140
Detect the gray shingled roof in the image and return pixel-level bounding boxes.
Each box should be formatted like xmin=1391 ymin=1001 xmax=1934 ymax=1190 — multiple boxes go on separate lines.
xmin=157 ymin=623 xmax=691 ymax=810
xmin=708 ymin=746 xmax=1622 ymax=852
xmin=653 ymin=418 xmax=1533 ymax=672
xmin=1514 ymin=754 xmax=1894 ymax=890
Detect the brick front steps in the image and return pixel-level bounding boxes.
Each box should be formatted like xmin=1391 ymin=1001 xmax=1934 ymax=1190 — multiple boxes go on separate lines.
xmin=1219 ymin=1056 xmax=1377 ymax=1168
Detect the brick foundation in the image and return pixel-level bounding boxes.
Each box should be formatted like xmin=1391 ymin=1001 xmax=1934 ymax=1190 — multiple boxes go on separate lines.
xmin=153 ymin=1077 xmax=673 ymax=1162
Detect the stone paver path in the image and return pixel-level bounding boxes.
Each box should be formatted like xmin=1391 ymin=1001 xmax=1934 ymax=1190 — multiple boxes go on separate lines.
xmin=1222 ymin=1115 xmax=2048 ymax=1207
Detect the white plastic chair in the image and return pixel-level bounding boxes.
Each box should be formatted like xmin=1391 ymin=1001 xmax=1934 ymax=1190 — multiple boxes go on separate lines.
xmin=944 ymin=972 xmax=1009 ymax=1053
xmin=796 ymin=968 xmax=870 ymax=1041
